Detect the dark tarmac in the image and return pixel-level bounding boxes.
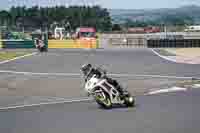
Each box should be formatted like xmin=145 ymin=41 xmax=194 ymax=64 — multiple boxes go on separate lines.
xmin=0 ymin=48 xmax=200 ymax=133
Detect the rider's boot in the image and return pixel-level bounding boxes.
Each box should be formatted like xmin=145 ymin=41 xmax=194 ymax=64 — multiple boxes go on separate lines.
xmin=106 ymin=77 xmax=128 ymax=99
xmin=116 ymin=85 xmax=129 ymax=99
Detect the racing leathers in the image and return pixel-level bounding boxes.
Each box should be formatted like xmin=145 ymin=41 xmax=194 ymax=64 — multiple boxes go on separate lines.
xmin=84 ymin=66 xmax=126 ymax=97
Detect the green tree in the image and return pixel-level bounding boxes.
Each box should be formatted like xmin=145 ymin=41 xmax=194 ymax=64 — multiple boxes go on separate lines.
xmin=0 ymin=11 xmax=11 ymax=26
xmin=1 ymin=5 xmax=112 ymax=32
xmin=112 ymin=24 xmax=122 ymax=31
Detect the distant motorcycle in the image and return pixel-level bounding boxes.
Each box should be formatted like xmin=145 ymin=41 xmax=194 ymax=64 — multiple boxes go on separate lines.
xmin=83 ymin=73 xmax=135 ymax=109
xmin=34 ymin=38 xmax=47 ymax=52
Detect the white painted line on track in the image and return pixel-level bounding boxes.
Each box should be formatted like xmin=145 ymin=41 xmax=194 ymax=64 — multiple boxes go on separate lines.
xmin=0 ymin=70 xmax=81 ymax=76
xmin=193 ymin=84 xmax=200 ymax=88
xmin=36 ymin=96 xmax=70 ymax=101
xmin=110 ymin=73 xmax=199 ymax=80
xmin=0 ymin=97 xmax=92 ymax=111
xmin=0 ymin=70 xmax=199 ymax=80
xmin=151 ymin=48 xmax=178 ymax=63
xmin=146 ymin=87 xmax=187 ymax=95
xmin=23 ymin=96 xmax=71 ymax=102
xmin=0 ymin=86 xmax=191 ymax=111
xmin=0 ymin=52 xmax=37 ymax=65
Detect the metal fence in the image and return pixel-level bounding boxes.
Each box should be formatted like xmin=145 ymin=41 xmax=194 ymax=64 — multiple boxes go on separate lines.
xmin=99 ymin=32 xmax=200 ymax=48
xmin=99 ymin=34 xmax=147 ymax=48
xmin=108 ymin=38 xmax=147 ymax=48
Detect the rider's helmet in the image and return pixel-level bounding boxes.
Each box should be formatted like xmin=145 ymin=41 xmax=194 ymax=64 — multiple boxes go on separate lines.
xmin=81 ymin=64 xmax=92 ymax=77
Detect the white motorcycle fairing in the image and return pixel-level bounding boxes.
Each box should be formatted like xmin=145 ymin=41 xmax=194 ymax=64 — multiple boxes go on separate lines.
xmin=85 ymin=75 xmax=124 ymax=104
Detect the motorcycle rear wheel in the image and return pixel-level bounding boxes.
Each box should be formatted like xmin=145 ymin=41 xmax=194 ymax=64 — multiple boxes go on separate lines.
xmin=124 ymin=96 xmax=135 ymax=107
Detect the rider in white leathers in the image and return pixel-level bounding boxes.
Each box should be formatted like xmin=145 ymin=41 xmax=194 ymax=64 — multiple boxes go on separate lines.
xmin=81 ymin=64 xmax=127 ymax=98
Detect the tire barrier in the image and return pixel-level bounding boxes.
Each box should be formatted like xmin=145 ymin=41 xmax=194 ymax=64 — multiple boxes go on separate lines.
xmin=48 ymin=39 xmax=98 ymax=49
xmin=0 ymin=39 xmax=97 ymax=49
xmin=2 ymin=40 xmax=35 ymax=49
xmin=0 ymin=33 xmax=48 ymax=49
xmin=147 ymin=39 xmax=200 ymax=48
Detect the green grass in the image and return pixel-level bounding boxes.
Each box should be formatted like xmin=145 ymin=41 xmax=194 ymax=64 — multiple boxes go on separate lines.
xmin=0 ymin=51 xmax=31 ymax=61
xmin=155 ymin=49 xmax=177 ymax=56
xmin=175 ymin=80 xmax=200 ymax=88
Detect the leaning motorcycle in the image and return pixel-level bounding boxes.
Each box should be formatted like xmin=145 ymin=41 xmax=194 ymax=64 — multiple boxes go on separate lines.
xmin=84 ymin=74 xmax=135 ymax=109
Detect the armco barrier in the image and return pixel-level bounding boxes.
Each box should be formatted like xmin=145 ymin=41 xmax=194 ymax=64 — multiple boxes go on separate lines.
xmin=147 ymin=39 xmax=200 ymax=48
xmin=2 ymin=40 xmax=35 ymax=49
xmin=48 ymin=39 xmax=97 ymax=49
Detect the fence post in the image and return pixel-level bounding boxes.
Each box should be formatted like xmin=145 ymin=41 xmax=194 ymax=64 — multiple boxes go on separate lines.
xmin=45 ymin=32 xmax=48 ymax=50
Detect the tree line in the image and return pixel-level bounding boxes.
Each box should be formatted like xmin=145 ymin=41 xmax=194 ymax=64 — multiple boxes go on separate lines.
xmin=0 ymin=5 xmax=195 ymax=33
xmin=124 ymin=14 xmax=194 ymax=27
xmin=111 ymin=14 xmax=194 ymax=32
xmin=0 ymin=5 xmax=112 ymax=32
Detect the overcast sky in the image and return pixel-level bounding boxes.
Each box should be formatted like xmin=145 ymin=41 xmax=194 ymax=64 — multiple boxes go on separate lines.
xmin=1 ymin=0 xmax=200 ymax=10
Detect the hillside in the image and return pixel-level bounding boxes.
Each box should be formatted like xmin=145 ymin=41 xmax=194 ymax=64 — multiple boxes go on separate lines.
xmin=109 ymin=5 xmax=200 ymax=24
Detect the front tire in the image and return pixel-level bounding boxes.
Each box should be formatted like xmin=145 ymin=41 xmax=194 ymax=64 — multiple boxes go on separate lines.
xmin=96 ymin=98 xmax=112 ymax=109
xmin=95 ymin=91 xmax=112 ymax=109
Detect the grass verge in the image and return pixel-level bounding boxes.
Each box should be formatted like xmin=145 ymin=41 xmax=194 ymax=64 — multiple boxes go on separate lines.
xmin=0 ymin=51 xmax=31 ymax=61
xmin=154 ymin=49 xmax=176 ymax=56
xmin=175 ymin=79 xmax=200 ymax=88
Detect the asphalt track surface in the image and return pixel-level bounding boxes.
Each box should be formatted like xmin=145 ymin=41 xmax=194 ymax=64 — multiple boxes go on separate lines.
xmin=0 ymin=48 xmax=200 ymax=133
xmin=0 ymin=49 xmax=199 ymax=98
xmin=0 ymin=89 xmax=200 ymax=133
xmin=0 ymin=48 xmax=200 ymax=77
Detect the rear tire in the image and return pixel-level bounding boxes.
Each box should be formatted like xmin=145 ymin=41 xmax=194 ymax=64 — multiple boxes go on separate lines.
xmin=124 ymin=96 xmax=135 ymax=107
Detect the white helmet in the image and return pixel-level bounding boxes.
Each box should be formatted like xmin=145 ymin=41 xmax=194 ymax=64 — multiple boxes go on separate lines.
xmin=81 ymin=64 xmax=92 ymax=77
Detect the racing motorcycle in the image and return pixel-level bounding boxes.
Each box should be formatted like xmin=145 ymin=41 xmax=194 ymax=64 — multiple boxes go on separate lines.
xmin=84 ymin=73 xmax=135 ymax=109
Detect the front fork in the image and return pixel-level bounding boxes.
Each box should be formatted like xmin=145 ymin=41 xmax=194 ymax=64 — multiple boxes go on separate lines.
xmin=90 ymin=90 xmax=107 ymax=101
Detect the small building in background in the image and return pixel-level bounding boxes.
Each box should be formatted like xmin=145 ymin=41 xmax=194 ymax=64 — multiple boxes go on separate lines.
xmin=127 ymin=27 xmax=160 ymax=33
xmin=74 ymin=27 xmax=97 ymax=39
xmin=144 ymin=27 xmax=161 ymax=33
xmin=184 ymin=25 xmax=200 ymax=32
xmin=54 ymin=27 xmax=65 ymax=40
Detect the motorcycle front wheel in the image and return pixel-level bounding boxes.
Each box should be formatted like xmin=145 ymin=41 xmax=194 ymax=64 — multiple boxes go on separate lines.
xmin=95 ymin=91 xmax=112 ymax=109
